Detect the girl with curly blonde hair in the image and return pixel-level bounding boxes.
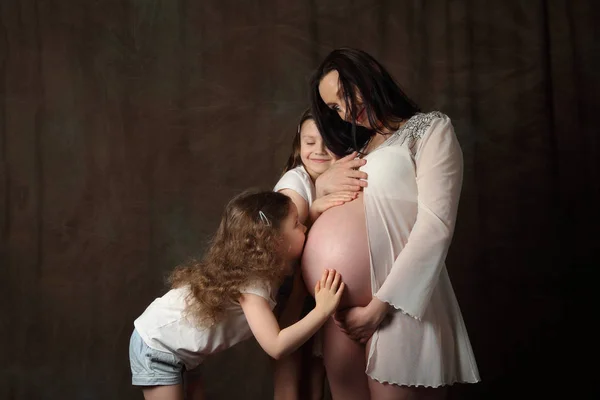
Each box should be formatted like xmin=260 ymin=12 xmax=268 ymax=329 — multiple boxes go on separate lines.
xmin=129 ymin=190 xmax=345 ymax=400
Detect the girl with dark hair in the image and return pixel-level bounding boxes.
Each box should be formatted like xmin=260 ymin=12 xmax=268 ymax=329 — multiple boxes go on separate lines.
xmin=277 ymin=107 xmax=361 ymax=227
xmin=301 ymin=48 xmax=480 ymax=399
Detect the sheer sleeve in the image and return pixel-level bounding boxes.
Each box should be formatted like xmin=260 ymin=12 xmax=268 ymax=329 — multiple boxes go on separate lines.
xmin=374 ymin=115 xmax=463 ymax=320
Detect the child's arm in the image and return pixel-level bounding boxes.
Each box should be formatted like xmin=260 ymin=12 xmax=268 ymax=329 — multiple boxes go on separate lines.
xmin=308 ymin=191 xmax=358 ymax=223
xmin=240 ymin=269 xmax=344 ymax=360
xmin=278 ymin=189 xmax=310 ymax=225
xmin=279 ymin=186 xmax=355 ymax=227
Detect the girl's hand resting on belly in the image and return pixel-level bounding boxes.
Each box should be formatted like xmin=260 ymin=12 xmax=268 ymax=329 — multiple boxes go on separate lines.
xmin=333 ymin=297 xmax=391 ymax=343
xmin=309 ymin=191 xmax=358 ymax=222
xmin=314 ymin=269 xmax=346 ymax=318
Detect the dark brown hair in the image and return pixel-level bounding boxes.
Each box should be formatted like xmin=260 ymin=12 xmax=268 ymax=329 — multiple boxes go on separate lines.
xmin=169 ymin=190 xmax=292 ymax=326
xmin=310 ymin=47 xmax=420 ymax=156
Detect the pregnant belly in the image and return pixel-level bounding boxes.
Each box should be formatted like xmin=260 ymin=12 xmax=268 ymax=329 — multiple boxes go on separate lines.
xmin=301 ymin=195 xmax=371 ymax=309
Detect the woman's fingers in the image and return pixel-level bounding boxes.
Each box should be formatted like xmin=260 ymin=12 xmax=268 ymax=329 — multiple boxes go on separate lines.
xmin=341 ymin=184 xmax=361 ymax=192
xmin=344 ymin=157 xmax=367 ymax=169
xmin=344 ymin=177 xmax=367 ymax=188
xmin=346 ymin=169 xmax=368 ymax=180
xmin=336 ymin=151 xmax=359 ymax=163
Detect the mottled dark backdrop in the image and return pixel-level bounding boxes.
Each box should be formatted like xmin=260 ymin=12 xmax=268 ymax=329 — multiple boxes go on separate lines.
xmin=1 ymin=1 xmax=598 ymax=399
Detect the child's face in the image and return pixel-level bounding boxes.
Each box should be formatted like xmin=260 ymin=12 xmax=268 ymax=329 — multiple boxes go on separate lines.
xmin=280 ymin=202 xmax=307 ymax=262
xmin=299 ymin=120 xmax=338 ymax=179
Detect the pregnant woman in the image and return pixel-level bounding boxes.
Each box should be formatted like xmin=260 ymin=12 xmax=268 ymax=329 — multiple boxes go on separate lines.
xmin=301 ymin=48 xmax=480 ymax=399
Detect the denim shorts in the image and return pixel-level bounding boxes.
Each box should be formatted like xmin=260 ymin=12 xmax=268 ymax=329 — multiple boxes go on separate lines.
xmin=129 ymin=329 xmax=186 ymax=386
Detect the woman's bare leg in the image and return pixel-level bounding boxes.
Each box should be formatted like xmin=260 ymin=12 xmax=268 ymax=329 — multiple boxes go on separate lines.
xmin=365 ymin=339 xmax=447 ymax=400
xmin=322 ymin=318 xmax=370 ymax=400
xmin=367 ymin=381 xmax=447 ymax=400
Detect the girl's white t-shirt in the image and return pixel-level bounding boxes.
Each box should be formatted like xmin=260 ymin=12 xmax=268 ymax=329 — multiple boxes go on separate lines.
xmin=274 ymin=165 xmax=315 ymax=206
xmin=134 ymin=282 xmax=275 ymax=370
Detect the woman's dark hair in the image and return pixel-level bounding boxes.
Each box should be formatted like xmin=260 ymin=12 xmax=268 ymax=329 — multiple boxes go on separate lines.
xmin=310 ymin=47 xmax=421 ymax=156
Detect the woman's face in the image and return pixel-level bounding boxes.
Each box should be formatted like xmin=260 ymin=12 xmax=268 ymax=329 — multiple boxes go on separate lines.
xmin=318 ymin=70 xmax=371 ymax=128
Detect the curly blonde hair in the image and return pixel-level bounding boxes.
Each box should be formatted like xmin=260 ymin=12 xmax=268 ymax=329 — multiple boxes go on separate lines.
xmin=169 ymin=190 xmax=292 ymax=327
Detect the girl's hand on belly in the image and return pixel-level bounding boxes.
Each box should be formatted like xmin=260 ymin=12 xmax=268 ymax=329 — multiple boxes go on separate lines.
xmin=314 ymin=269 xmax=346 ymax=317
xmin=333 ymin=298 xmax=391 ymax=343
xmin=309 ymin=191 xmax=358 ymax=222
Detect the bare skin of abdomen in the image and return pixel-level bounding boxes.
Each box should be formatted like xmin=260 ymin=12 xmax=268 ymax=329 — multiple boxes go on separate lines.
xmin=301 ymin=195 xmax=447 ymax=400
xmin=301 ymin=195 xmax=371 ymax=310
xmin=301 ymin=195 xmax=373 ymax=399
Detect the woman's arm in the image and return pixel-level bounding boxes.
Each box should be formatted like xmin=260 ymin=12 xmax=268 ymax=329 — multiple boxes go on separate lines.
xmin=240 ymin=270 xmax=344 ymax=360
xmin=375 ymin=114 xmax=463 ymax=320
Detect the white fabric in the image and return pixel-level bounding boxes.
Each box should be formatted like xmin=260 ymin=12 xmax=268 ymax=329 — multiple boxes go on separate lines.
xmin=362 ymin=112 xmax=480 ymax=386
xmin=134 ymin=282 xmax=276 ymax=370
xmin=273 ymin=166 xmax=315 ymax=206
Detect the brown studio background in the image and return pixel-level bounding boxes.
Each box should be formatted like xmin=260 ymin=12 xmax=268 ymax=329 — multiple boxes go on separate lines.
xmin=1 ymin=1 xmax=598 ymax=399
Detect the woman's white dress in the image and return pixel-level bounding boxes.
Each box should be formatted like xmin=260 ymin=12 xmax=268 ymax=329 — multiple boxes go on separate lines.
xmin=362 ymin=111 xmax=480 ymax=386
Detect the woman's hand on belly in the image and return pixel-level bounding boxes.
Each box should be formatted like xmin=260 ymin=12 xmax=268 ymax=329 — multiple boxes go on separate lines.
xmin=315 ymin=152 xmax=368 ymax=197
xmin=333 ymin=298 xmax=391 ymax=343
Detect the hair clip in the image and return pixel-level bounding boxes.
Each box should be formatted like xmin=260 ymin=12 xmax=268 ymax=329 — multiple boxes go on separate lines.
xmin=258 ymin=210 xmax=271 ymax=226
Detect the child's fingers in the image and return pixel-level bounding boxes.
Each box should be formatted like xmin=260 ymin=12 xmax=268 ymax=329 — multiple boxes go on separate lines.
xmin=314 ymin=280 xmax=321 ymax=293
xmin=325 ymin=269 xmax=336 ymax=288
xmin=331 ymin=194 xmax=354 ymax=203
xmin=331 ymin=271 xmax=342 ymax=291
xmin=328 ymin=201 xmax=344 ymax=207
xmin=336 ymin=282 xmax=345 ymax=298
xmin=320 ymin=269 xmax=329 ymax=288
